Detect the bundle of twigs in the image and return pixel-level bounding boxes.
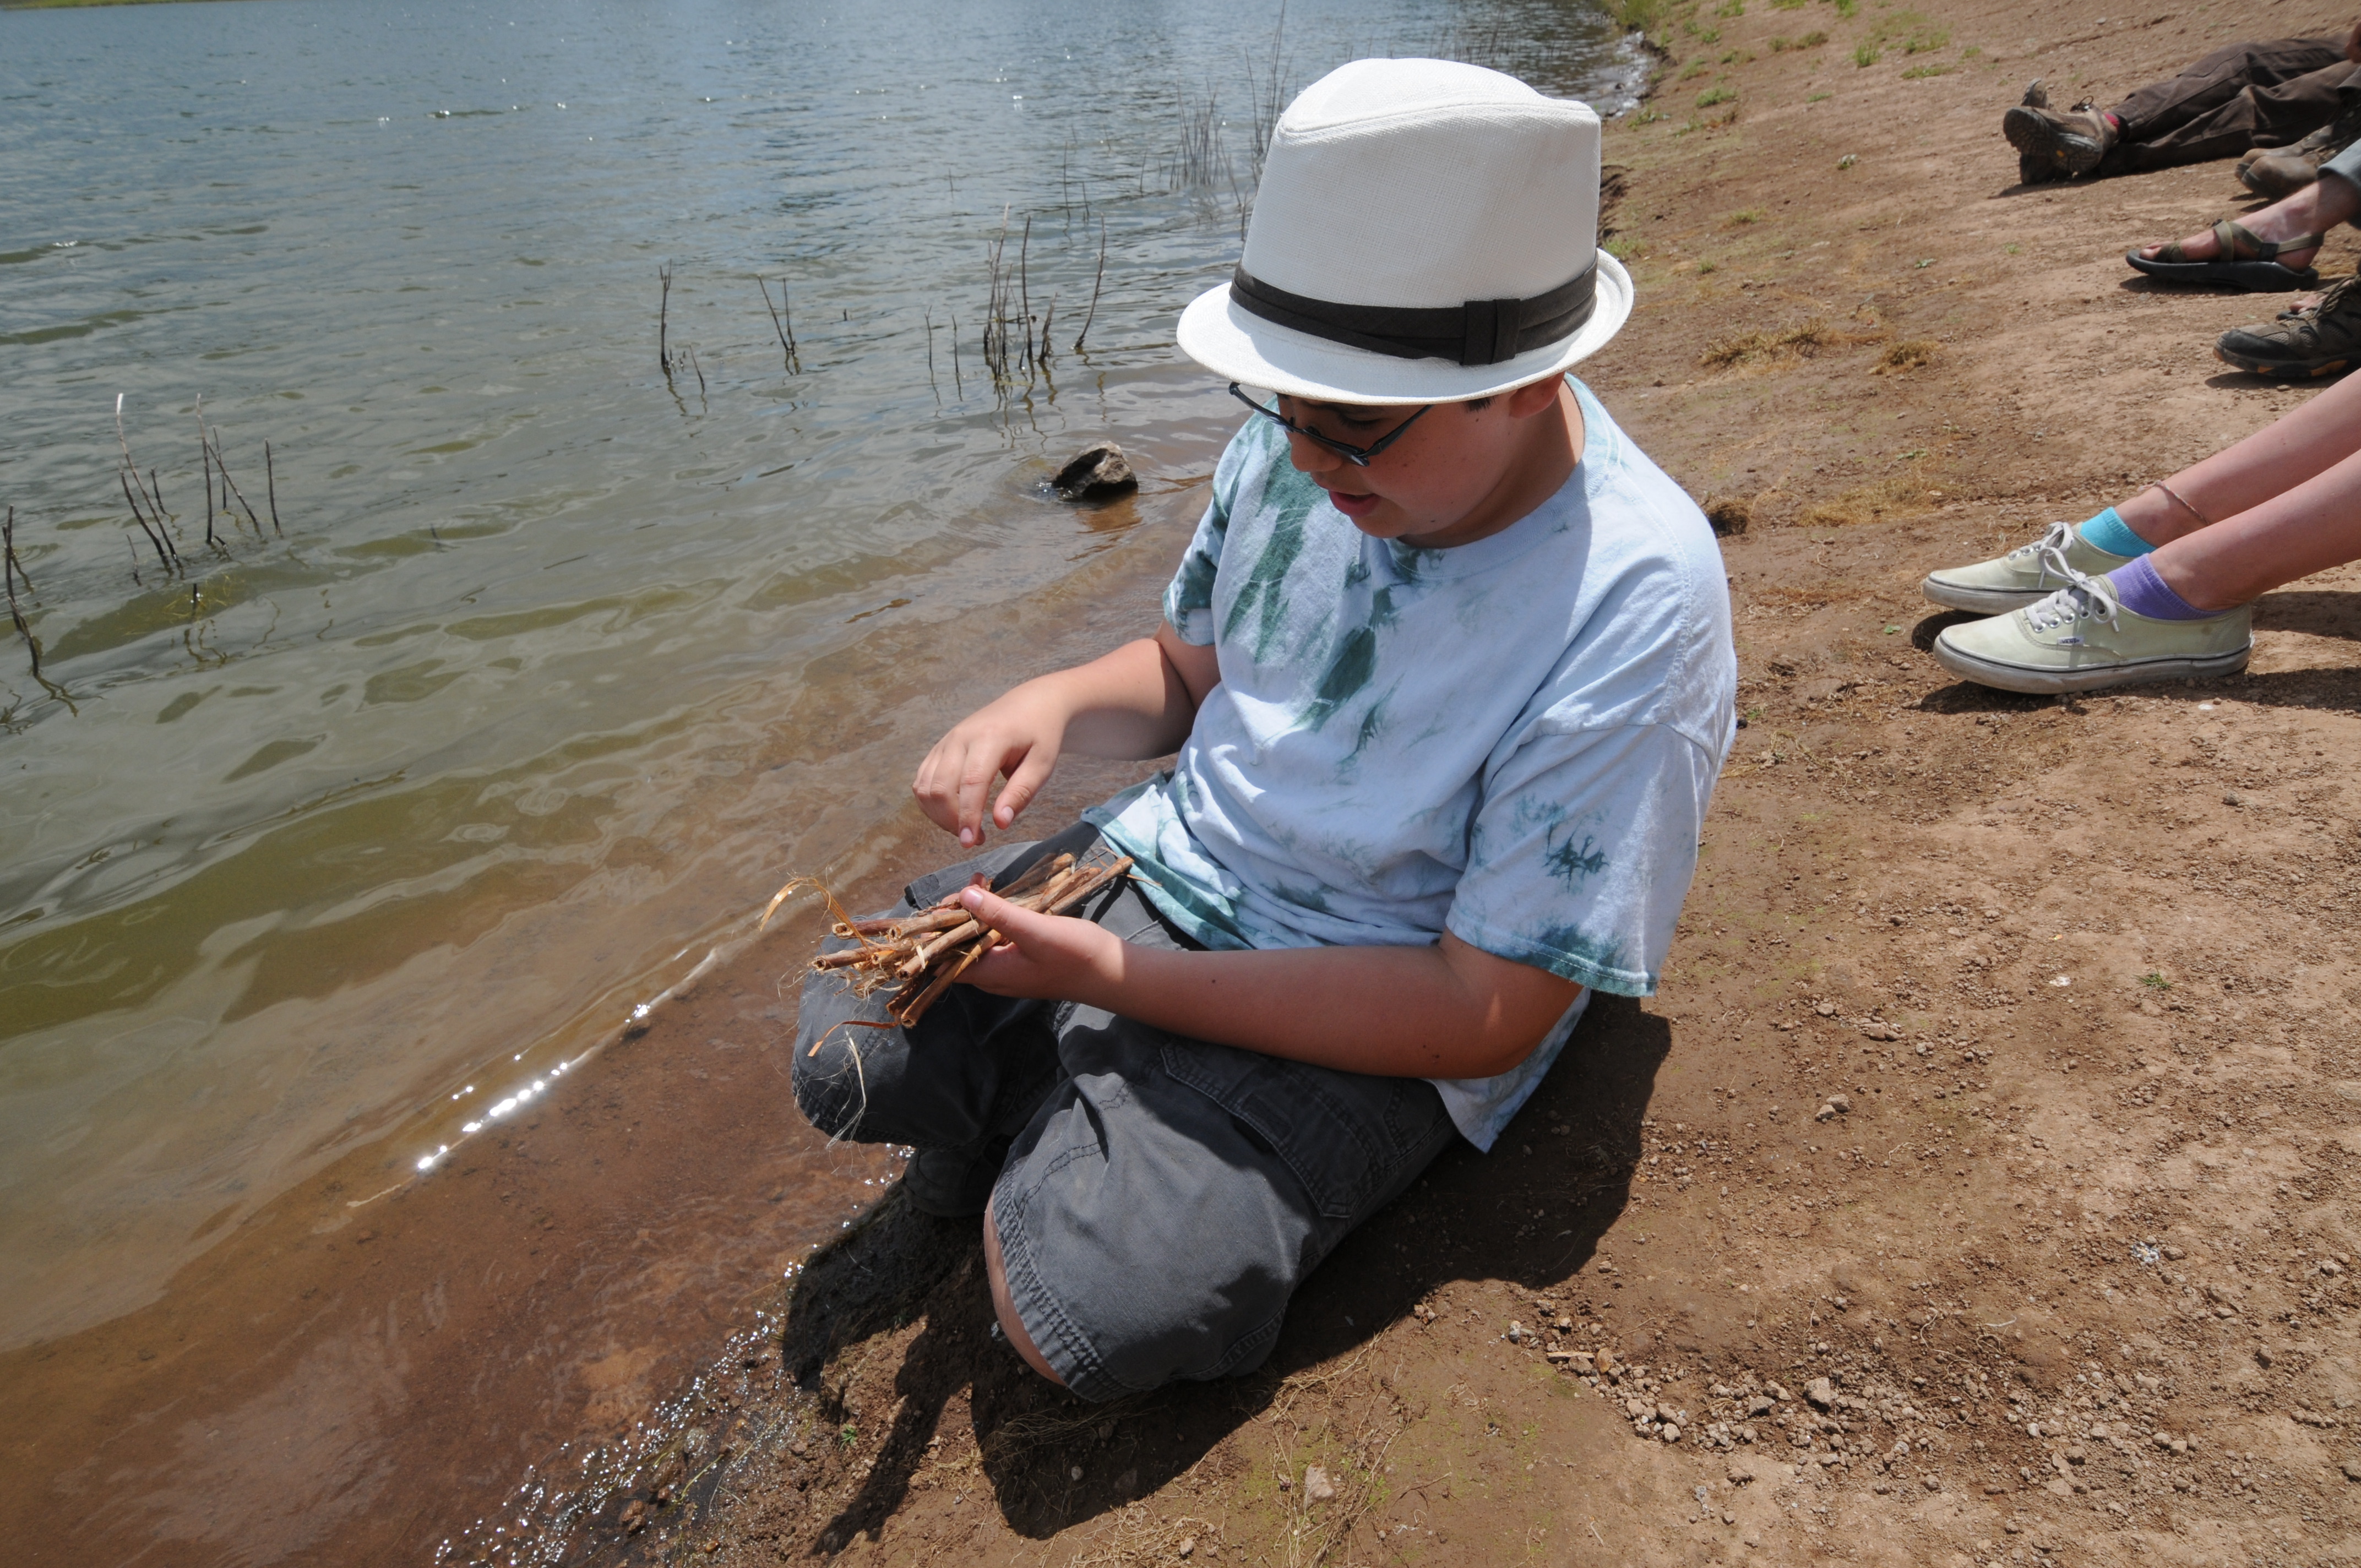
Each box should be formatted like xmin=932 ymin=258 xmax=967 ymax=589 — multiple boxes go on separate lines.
xmin=762 ymin=851 xmax=1133 ymax=1030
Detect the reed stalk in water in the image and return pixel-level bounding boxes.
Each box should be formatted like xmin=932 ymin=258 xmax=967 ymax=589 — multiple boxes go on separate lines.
xmin=264 ymin=440 xmax=282 ymax=535
xmin=209 ymin=426 xmax=261 ymax=533
xmin=3 ymin=506 xmax=45 ymax=683
xmin=657 ymin=263 xmax=676 ymax=376
xmin=1074 ymin=217 xmax=1107 ymax=353
xmin=759 ymin=276 xmax=800 ymax=372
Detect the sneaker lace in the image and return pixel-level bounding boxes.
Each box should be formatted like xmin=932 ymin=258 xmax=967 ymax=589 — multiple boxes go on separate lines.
xmin=2004 ymin=519 xmax=2076 ymax=567
xmin=2021 ymin=545 xmax=2119 ymax=633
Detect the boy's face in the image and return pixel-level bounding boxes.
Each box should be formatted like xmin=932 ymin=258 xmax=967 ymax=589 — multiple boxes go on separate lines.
xmin=1271 ymin=375 xmax=1577 ymax=551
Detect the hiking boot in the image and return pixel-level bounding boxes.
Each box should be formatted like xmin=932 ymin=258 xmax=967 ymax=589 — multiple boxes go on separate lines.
xmin=1932 ymin=549 xmax=2250 ymax=694
xmin=2003 ymin=102 xmax=2115 ymax=180
xmin=901 ymin=1139 xmax=1010 ymax=1217
xmin=1920 ymin=519 xmax=2140 ymax=614
xmin=2012 ymin=81 xmax=2065 ymax=183
xmin=2239 ymin=99 xmax=2361 ymax=199
xmin=2216 ymin=274 xmax=2361 ymax=378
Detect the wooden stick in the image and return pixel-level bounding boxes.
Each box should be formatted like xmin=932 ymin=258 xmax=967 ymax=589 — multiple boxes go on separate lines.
xmin=264 ymin=440 xmax=282 ymax=534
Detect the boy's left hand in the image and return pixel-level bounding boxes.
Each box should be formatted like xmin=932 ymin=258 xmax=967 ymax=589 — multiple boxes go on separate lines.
xmin=954 ymin=886 xmax=1127 ymax=1004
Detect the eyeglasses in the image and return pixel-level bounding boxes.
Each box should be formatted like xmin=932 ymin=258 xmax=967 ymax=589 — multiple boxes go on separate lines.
xmin=1228 ymin=384 xmax=1432 ymax=467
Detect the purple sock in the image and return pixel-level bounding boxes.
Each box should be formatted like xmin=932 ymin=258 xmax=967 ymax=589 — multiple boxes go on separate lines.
xmin=2106 ymin=556 xmax=2215 ymax=620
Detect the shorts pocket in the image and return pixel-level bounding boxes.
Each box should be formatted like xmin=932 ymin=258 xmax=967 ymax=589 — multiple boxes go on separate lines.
xmin=1157 ymin=1039 xmax=1446 ymax=1221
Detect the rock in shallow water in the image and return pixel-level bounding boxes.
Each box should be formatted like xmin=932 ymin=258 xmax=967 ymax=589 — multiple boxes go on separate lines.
xmin=1053 ymin=443 xmax=1138 ymax=501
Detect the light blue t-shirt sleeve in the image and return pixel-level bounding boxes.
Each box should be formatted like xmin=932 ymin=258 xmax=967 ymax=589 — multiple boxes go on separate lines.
xmin=1445 ymin=720 xmax=1720 ymax=996
xmin=1162 ymin=428 xmax=1258 ymax=645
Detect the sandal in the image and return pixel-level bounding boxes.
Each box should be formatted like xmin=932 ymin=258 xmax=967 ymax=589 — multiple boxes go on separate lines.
xmin=2126 ymin=219 xmax=2323 ymax=291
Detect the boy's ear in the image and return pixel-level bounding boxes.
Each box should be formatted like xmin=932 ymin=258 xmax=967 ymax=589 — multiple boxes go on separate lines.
xmin=1502 ymin=377 xmax=1565 ymax=417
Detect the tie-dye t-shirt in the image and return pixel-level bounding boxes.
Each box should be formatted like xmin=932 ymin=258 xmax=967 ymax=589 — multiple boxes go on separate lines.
xmin=1085 ymin=378 xmax=1736 ymax=1149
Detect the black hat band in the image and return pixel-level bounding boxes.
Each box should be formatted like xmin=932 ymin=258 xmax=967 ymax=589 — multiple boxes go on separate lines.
xmin=1227 ymin=262 xmax=1598 ymax=367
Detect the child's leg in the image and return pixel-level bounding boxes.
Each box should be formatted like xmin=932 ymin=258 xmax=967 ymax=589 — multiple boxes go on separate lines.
xmin=980 ymin=876 xmax=1462 ymax=1401
xmin=2113 ymin=367 xmax=2361 ymax=547
xmin=2149 ymin=439 xmax=2361 ymax=609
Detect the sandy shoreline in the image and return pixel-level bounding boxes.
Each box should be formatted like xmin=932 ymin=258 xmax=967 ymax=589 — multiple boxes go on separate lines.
xmin=555 ymin=2 xmax=2361 ymax=1564
xmin=16 ymin=1 xmax=2359 ymax=1562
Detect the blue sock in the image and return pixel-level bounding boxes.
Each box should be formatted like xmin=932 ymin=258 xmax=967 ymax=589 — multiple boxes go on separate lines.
xmin=2077 ymin=506 xmax=2154 ymax=558
xmin=2107 ymin=556 xmax=2216 ymax=620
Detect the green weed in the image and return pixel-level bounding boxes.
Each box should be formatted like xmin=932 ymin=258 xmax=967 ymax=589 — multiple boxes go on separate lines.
xmin=2141 ymin=972 xmax=2172 ymax=990
xmin=1698 ymin=85 xmax=1737 ymax=106
xmin=1901 ymin=63 xmax=1951 ymax=78
xmin=1727 ymin=206 xmax=1766 ymax=224
xmin=1681 ymin=60 xmax=1713 ymax=79
xmin=1830 ymin=0 xmax=1857 ymax=15
xmin=1717 ymin=0 xmax=1747 ymax=15
xmin=1698 ymin=259 xmax=1718 ymax=274
xmin=1854 ymin=41 xmax=1881 ymax=67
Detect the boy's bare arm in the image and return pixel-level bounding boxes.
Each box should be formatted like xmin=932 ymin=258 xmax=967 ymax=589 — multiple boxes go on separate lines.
xmin=954 ymin=885 xmax=1581 ymax=1081
xmin=913 ymin=624 xmax=1220 ymax=846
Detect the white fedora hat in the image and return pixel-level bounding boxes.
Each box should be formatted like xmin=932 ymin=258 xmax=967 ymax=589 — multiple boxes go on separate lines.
xmin=1177 ymin=57 xmax=1631 ymax=405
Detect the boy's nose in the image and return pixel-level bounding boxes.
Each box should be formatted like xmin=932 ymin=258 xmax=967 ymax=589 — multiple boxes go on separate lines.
xmin=1283 ymin=428 xmax=1342 ymax=476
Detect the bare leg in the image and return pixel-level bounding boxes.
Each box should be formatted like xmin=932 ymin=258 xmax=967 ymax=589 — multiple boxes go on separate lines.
xmin=2152 ymin=443 xmax=2361 ymax=611
xmin=2115 ymin=368 xmax=2361 ymax=545
xmin=983 ymin=1192 xmax=1066 ymax=1387
xmin=2132 ymin=171 xmax=2361 ymax=273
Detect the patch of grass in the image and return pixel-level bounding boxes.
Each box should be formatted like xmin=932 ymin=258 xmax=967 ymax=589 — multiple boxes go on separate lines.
xmin=1720 ymin=48 xmax=1743 ymax=63
xmin=1829 ymin=0 xmax=1857 ymax=16
xmin=1681 ymin=59 xmax=1713 ymax=79
xmin=1598 ymin=0 xmax=1675 ymax=29
xmin=1726 ymin=206 xmax=1767 ymax=225
xmin=1716 ymin=0 xmax=1747 ymax=15
xmin=1701 ymin=318 xmax=1847 ymax=368
xmin=1698 ymin=259 xmax=1718 ymax=274
xmin=1901 ymin=25 xmax=1950 ymax=52
xmin=1796 ymin=464 xmax=1943 ymax=527
xmin=2141 ymin=971 xmax=2172 ymax=990
xmin=2004 ymin=241 xmax=2021 ymax=254
xmin=1854 ymin=41 xmax=1881 ymax=67
xmin=1698 ymin=85 xmax=1737 ymax=106
xmin=1879 ymin=337 xmax=1936 ymax=373
xmin=1604 ymin=235 xmax=1646 ymax=262
xmin=1901 ymin=63 xmax=1951 ymax=78
xmin=1962 ymin=44 xmax=1982 ymax=58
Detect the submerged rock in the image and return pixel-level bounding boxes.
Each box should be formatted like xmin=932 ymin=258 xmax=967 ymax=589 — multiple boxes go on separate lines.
xmin=1053 ymin=443 xmax=1138 ymax=501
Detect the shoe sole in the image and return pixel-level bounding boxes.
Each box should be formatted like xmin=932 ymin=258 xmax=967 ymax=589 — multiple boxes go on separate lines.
xmin=1919 ymin=575 xmax=2049 ymax=615
xmin=1932 ymin=634 xmax=2250 ymax=694
xmin=2125 ymin=252 xmax=2319 ymax=292
xmin=2213 ymin=341 xmax=2354 ymax=379
xmin=2002 ymin=107 xmax=2105 ymax=177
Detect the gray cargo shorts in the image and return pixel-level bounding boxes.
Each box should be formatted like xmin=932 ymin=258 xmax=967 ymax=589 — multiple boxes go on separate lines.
xmin=791 ymin=820 xmax=1459 ymax=1402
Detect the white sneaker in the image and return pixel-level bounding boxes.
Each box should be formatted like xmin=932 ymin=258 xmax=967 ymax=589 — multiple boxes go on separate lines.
xmin=1932 ymin=548 xmax=2250 ymax=694
xmin=1921 ymin=520 xmax=2138 ymax=614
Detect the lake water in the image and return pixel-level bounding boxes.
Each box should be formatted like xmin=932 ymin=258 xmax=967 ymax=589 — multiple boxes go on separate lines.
xmin=0 ymin=0 xmax=1641 ymax=1558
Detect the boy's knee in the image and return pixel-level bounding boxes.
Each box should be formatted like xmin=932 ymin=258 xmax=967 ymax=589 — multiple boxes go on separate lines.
xmin=790 ymin=981 xmax=880 ymax=1139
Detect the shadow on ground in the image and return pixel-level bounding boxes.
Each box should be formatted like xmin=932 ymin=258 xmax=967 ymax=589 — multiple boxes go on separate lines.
xmin=585 ymin=994 xmax=1668 ymax=1557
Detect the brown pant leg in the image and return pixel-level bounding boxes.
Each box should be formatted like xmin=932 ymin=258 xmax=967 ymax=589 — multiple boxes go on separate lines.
xmin=2105 ymin=39 xmax=2351 ymax=171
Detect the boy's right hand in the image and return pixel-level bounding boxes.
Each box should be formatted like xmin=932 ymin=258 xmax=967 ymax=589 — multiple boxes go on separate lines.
xmin=912 ymin=687 xmax=1068 ymax=847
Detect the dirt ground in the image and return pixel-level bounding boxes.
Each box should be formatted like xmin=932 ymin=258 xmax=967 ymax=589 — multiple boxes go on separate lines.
xmin=546 ymin=3 xmax=2361 ymax=1564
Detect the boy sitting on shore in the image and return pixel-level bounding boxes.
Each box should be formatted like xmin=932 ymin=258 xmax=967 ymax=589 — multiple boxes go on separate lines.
xmin=793 ymin=59 xmax=1734 ymax=1400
